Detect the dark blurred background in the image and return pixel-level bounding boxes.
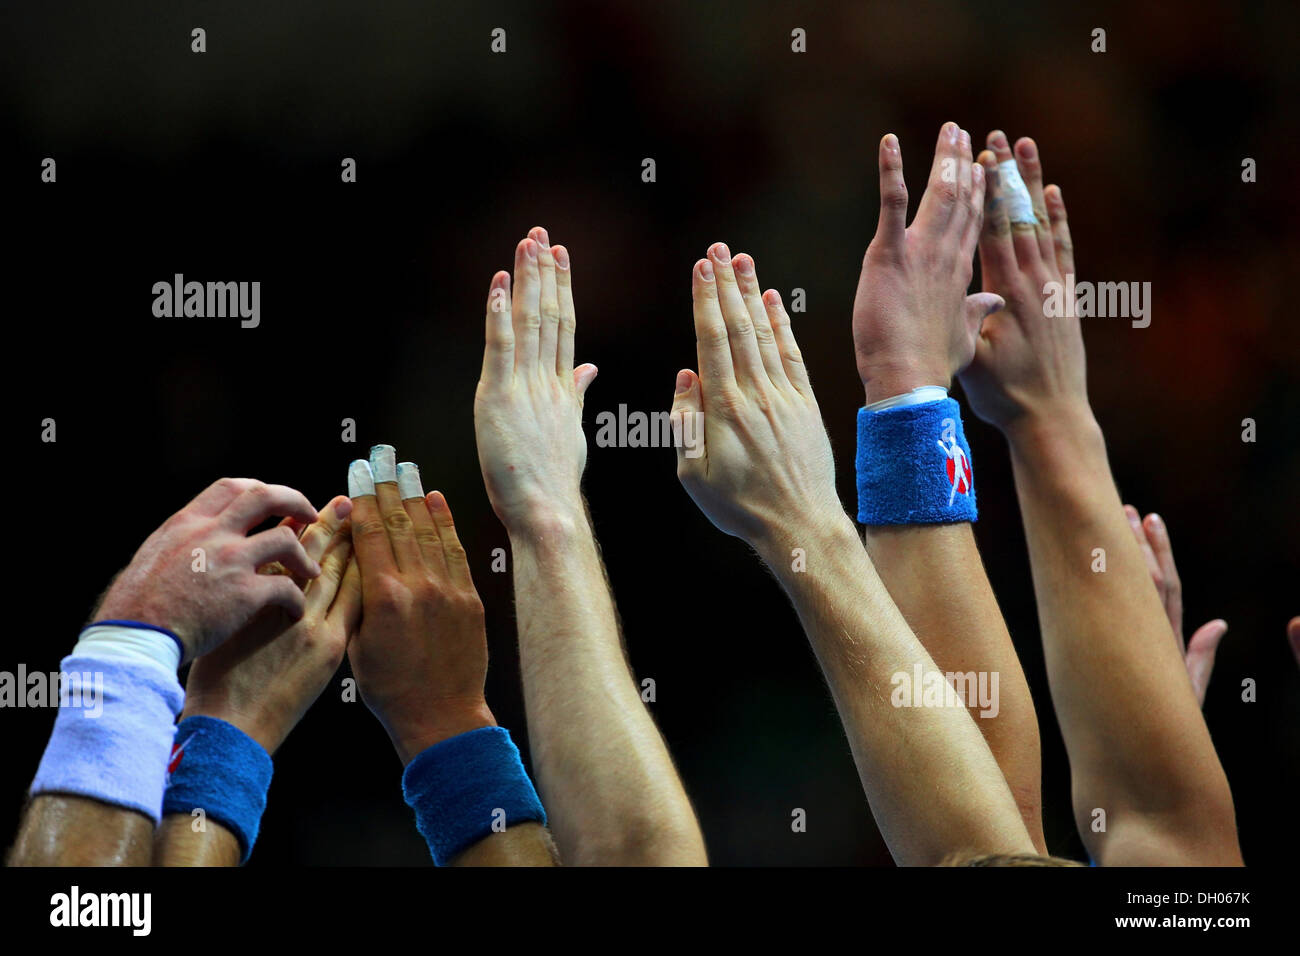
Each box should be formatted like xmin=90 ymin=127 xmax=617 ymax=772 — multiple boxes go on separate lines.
xmin=2 ymin=0 xmax=1296 ymax=866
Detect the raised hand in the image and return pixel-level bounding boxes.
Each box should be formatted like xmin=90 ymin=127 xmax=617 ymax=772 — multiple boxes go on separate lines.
xmin=670 ymin=243 xmax=841 ymax=545
xmin=182 ymin=496 xmax=362 ymax=753
xmin=474 ymin=227 xmax=598 ymax=535
xmin=345 ymin=446 xmax=494 ymax=766
xmin=957 ymin=132 xmax=1089 ymax=433
xmin=1123 ymin=505 xmax=1228 ymax=707
xmin=852 ymin=123 xmax=1003 ymax=403
xmin=96 ymin=478 xmax=321 ymax=661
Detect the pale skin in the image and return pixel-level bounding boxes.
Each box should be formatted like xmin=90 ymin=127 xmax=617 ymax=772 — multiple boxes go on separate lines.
xmin=1122 ymin=505 xmax=1228 ymax=707
xmin=347 ymin=447 xmax=557 ymax=866
xmin=155 ymin=495 xmax=363 ymax=866
xmin=851 ymin=123 xmax=1045 ymax=852
xmin=9 ymin=478 xmax=323 ymax=867
xmin=670 ymin=241 xmax=1036 ymax=865
xmin=957 ymin=130 xmax=1241 ymax=865
xmin=473 ymin=227 xmax=707 ymax=866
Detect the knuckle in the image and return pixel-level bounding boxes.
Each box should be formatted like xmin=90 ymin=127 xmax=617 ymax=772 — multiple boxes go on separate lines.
xmin=882 ymin=184 xmax=909 ymax=209
xmin=354 ymin=517 xmax=389 ymax=540
xmin=698 ymin=325 xmax=730 ymax=348
xmin=519 ymin=309 xmax=542 ymax=331
xmin=215 ymin=476 xmax=248 ymax=495
xmin=383 ymin=509 xmax=413 ymax=535
xmin=242 ymin=481 xmax=270 ymax=501
xmin=712 ymin=387 xmax=745 ymax=414
xmin=442 ymin=537 xmax=468 ymax=563
xmin=373 ymin=579 xmax=409 ymax=613
xmin=214 ymin=541 xmax=243 ymax=567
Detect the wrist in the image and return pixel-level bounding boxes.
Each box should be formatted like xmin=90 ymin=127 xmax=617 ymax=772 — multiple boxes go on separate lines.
xmin=752 ymin=504 xmax=859 ymax=573
xmin=860 ymin=363 xmax=951 ymax=406
xmin=96 ymin=593 xmax=194 ymax=661
xmin=1002 ymin=400 xmax=1101 ymax=453
xmin=385 ymin=700 xmax=498 ymax=767
xmin=505 ymin=502 xmax=590 ymax=545
xmin=180 ymin=701 xmax=281 ymax=756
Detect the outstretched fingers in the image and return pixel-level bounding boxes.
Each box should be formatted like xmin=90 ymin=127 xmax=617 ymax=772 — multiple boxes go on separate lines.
xmin=873 ymin=133 xmax=909 ymax=256
xmin=481 ymin=271 xmax=514 ymax=388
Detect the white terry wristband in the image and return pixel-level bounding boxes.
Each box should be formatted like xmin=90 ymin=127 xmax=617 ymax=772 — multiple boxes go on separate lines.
xmin=864 ymin=385 xmax=949 ymax=412
xmin=73 ymin=623 xmax=182 ymax=677
xmin=29 ymin=653 xmax=185 ymax=822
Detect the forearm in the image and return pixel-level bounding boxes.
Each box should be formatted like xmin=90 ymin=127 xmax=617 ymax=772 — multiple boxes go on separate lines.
xmin=863 ymin=522 xmax=1045 ymax=852
xmin=1006 ymin=406 xmax=1239 ymax=863
xmin=450 ymin=821 xmax=559 ymax=866
xmin=9 ymin=795 xmax=154 ymax=866
xmin=758 ymin=511 xmax=1035 ymax=865
xmin=153 ymin=814 xmax=241 ymax=866
xmin=509 ymin=510 xmax=707 ymax=866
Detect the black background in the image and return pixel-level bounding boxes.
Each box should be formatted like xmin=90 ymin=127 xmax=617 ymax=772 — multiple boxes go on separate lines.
xmin=2 ymin=0 xmax=1297 ymax=866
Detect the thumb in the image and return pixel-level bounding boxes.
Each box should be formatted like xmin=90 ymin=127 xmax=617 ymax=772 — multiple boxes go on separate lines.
xmin=573 ymin=363 xmax=598 ymax=402
xmin=1185 ymin=619 xmax=1227 ymax=708
xmin=670 ymin=369 xmax=705 ymax=476
xmin=963 ymin=292 xmax=1005 ymax=336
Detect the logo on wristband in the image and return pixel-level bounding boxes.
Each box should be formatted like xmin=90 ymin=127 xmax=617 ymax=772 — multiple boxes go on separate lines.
xmin=936 ymin=436 xmax=972 ymax=506
xmin=167 ymin=731 xmax=197 ymax=782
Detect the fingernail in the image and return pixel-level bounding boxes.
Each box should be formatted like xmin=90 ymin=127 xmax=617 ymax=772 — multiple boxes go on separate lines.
xmin=534 ymin=227 xmax=549 ymax=248
xmin=396 ymin=462 xmax=423 ymax=500
xmin=348 ymin=460 xmax=375 ymax=497
xmin=525 ymin=240 xmax=538 ymax=260
xmin=765 ymin=289 xmax=783 ymax=306
xmin=711 ymin=242 xmax=731 ymax=264
xmin=1017 ymin=138 xmax=1037 ymax=161
xmin=553 ymin=246 xmax=569 ymax=269
xmin=675 ymin=370 xmax=692 ymax=394
xmin=699 ymin=260 xmax=715 ymax=281
xmin=735 ymin=255 xmax=754 ymax=276
xmin=883 ymin=133 xmax=899 ymax=152
xmin=960 ymin=128 xmax=971 ymax=148
xmin=335 ymin=497 xmax=354 ymax=520
xmin=972 ymin=162 xmax=984 ymax=183
xmin=991 ymin=130 xmax=1008 ymax=149
xmin=1148 ymin=513 xmax=1164 ymax=531
xmin=369 ymin=444 xmax=397 ymax=483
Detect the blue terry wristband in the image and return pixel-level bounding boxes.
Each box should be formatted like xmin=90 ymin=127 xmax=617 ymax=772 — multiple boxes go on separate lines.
xmin=401 ymin=726 xmax=547 ymax=866
xmin=162 ymin=716 xmax=273 ymax=864
xmin=856 ymin=396 xmax=977 ymax=525
xmin=30 ymin=655 xmax=185 ymax=822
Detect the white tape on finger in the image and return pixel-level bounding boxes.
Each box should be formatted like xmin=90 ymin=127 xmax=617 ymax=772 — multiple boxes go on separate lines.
xmin=997 ymin=160 xmax=1038 ymax=224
